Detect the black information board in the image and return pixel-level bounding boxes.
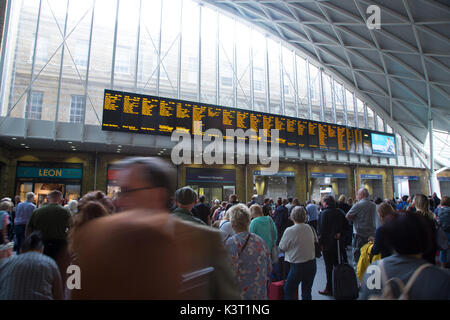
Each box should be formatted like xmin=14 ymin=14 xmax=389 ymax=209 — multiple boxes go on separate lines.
xmin=102 ymin=89 xmax=396 ymax=157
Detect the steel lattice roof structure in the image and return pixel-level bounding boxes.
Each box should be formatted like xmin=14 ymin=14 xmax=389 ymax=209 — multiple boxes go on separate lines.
xmin=200 ymin=0 xmax=450 ymax=167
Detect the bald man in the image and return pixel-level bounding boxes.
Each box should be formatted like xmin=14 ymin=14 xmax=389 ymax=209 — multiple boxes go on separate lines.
xmin=346 ymin=188 xmax=376 ymax=268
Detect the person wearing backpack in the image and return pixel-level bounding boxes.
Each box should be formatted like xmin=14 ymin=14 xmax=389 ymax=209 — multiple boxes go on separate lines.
xmin=360 ymin=212 xmax=450 ymax=300
xmin=436 ymin=196 xmax=450 ymax=268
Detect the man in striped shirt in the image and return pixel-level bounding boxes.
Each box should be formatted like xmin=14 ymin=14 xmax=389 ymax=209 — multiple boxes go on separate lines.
xmin=0 ymin=232 xmax=63 ymax=300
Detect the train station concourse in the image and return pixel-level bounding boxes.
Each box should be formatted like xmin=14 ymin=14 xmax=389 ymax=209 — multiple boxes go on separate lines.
xmin=0 ymin=0 xmax=449 ymax=303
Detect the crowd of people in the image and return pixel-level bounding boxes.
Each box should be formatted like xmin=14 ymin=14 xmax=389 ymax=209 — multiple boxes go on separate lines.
xmin=0 ymin=156 xmax=449 ymax=300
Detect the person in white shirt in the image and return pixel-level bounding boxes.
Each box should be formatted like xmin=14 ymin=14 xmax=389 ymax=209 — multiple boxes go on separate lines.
xmin=279 ymin=206 xmax=317 ymax=300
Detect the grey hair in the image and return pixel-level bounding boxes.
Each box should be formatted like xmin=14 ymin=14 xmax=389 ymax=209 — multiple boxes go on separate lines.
xmin=228 ymin=204 xmax=251 ymax=232
xmin=0 ymin=200 xmax=13 ymax=211
xmin=290 ymin=206 xmax=307 ymax=223
xmin=26 ymin=192 xmax=35 ymax=201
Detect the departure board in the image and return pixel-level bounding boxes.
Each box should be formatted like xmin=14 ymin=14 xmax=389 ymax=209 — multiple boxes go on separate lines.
xmin=206 ymin=106 xmax=222 ymax=138
xmin=102 ymin=90 xmax=123 ymax=131
xmin=141 ymin=96 xmax=159 ymax=133
xmin=175 ymin=101 xmax=191 ymax=133
xmin=337 ymin=126 xmax=347 ymax=152
xmin=192 ymin=103 xmax=207 ymax=135
xmin=318 ymin=123 xmax=328 ymax=150
xmin=308 ymin=122 xmax=319 ymax=148
xmin=236 ymin=110 xmax=250 ymax=142
xmin=159 ymin=98 xmax=176 ymax=134
xmin=285 ymin=118 xmax=297 ymax=147
xmin=327 ymin=125 xmax=338 ymax=151
xmin=262 ymin=114 xmax=275 ymax=143
xmin=102 ymin=89 xmax=395 ymax=157
xmin=249 ymin=112 xmax=262 ymax=141
xmin=297 ymin=120 xmax=308 ymax=148
xmin=122 ymin=93 xmax=141 ymax=132
xmin=362 ymin=130 xmax=372 ymax=155
xmin=274 ymin=116 xmax=286 ymax=145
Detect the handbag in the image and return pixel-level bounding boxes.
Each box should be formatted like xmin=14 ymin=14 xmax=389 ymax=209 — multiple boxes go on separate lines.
xmin=310 ymin=226 xmax=322 ymax=258
xmin=269 ymin=218 xmax=279 ymax=264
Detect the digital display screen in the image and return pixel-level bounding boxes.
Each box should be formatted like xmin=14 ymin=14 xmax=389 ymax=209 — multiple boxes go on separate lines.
xmin=371 ymin=133 xmax=396 ymax=156
xmin=102 ymin=89 xmax=394 ymax=157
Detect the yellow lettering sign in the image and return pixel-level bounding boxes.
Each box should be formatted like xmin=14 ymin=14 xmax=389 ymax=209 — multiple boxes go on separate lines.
xmin=38 ymin=168 xmax=63 ymax=177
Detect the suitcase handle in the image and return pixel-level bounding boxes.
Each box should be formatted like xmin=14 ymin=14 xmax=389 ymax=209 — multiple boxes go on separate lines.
xmin=337 ymin=238 xmax=341 ymax=265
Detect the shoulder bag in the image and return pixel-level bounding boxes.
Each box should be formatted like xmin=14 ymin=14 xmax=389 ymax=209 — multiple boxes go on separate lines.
xmin=269 ymin=218 xmax=279 ymax=264
xmin=310 ymin=225 xmax=322 ymax=258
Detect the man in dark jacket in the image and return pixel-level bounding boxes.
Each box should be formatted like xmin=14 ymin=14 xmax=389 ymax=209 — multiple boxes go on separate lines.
xmin=193 ymin=195 xmax=211 ymax=225
xmin=273 ymin=199 xmax=292 ymax=246
xmin=318 ymin=195 xmax=349 ymax=296
xmin=225 ymin=194 xmax=239 ymax=211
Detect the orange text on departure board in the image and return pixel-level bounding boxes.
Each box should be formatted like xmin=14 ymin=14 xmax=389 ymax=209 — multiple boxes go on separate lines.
xmin=337 ymin=126 xmax=346 ymax=151
xmin=159 ymin=100 xmax=174 ymax=117
xmin=236 ymin=111 xmax=248 ymax=129
xmin=176 ymin=102 xmax=190 ymax=119
xmin=104 ymin=93 xmax=122 ymax=111
xmin=142 ymin=97 xmax=158 ymax=116
xmin=318 ymin=124 xmax=327 ymax=147
xmin=223 ymin=109 xmax=235 ymax=126
xmin=123 ymin=95 xmax=140 ymax=114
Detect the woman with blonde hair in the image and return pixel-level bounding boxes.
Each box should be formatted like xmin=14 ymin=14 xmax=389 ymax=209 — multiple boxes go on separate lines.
xmin=219 ymin=208 xmax=235 ymax=243
xmin=413 ymin=194 xmax=438 ymax=264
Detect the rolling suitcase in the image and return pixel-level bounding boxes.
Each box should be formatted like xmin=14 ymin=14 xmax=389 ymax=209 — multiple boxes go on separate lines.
xmin=268 ymin=280 xmax=285 ymax=300
xmin=332 ymin=239 xmax=359 ymax=300
xmin=267 ymin=280 xmax=298 ymax=300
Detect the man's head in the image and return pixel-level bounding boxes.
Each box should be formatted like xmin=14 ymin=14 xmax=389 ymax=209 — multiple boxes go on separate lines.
xmin=198 ymin=195 xmax=206 ymax=203
xmin=384 ymin=212 xmax=432 ymax=256
xmin=115 ymin=157 xmax=176 ymax=211
xmin=357 ymin=188 xmax=369 ymax=200
xmin=47 ymin=190 xmax=63 ymax=204
xmin=26 ymin=192 xmax=35 ymax=202
xmin=174 ymin=187 xmax=197 ymax=211
xmin=288 ymin=197 xmax=293 ymax=203
xmin=322 ymin=195 xmax=336 ymax=208
xmin=21 ymin=231 xmax=44 ymax=254
xmin=249 ymin=204 xmax=263 ymax=219
xmin=229 ymin=194 xmax=238 ymax=203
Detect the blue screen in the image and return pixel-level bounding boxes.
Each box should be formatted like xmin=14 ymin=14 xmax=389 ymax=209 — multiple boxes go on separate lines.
xmin=371 ymin=133 xmax=396 ymax=155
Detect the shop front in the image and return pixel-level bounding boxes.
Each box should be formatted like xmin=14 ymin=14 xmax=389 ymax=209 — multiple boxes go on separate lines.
xmin=360 ymin=174 xmax=384 ymax=200
xmin=309 ymin=172 xmax=348 ymax=201
xmin=438 ymin=176 xmax=450 ymax=197
xmin=253 ymin=170 xmax=296 ymax=201
xmin=106 ymin=165 xmax=121 ymax=199
xmin=394 ymin=175 xmax=421 ymax=198
xmin=15 ymin=162 xmax=83 ymax=205
xmin=186 ymin=168 xmax=236 ymax=203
